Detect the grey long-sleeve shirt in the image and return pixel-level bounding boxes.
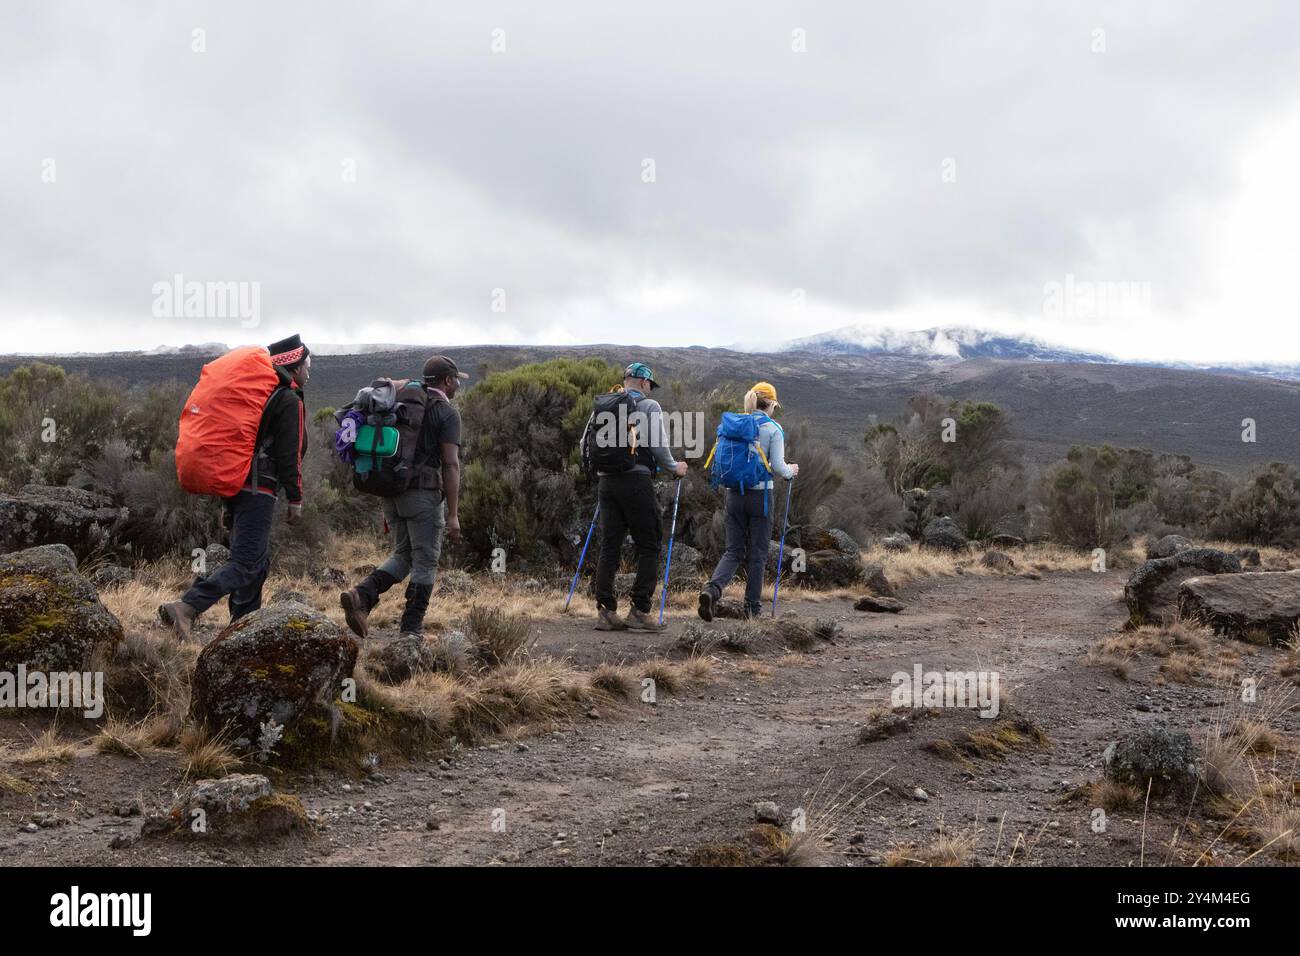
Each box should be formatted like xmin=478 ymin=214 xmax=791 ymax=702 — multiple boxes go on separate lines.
xmin=629 ymin=393 xmax=677 ymax=475
xmin=595 ymin=390 xmax=678 ymax=476
xmin=754 ymin=417 xmax=794 ymax=489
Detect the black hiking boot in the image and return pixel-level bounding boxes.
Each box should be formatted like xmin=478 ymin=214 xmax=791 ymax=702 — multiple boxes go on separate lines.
xmin=697 ymin=588 xmax=716 ymax=622
xmin=398 ymin=582 xmax=434 ymax=637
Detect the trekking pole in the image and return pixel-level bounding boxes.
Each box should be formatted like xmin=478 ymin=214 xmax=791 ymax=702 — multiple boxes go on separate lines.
xmin=772 ymin=475 xmax=795 ymax=618
xmin=658 ymin=478 xmax=684 ymax=626
xmin=564 ymin=501 xmax=601 ymax=612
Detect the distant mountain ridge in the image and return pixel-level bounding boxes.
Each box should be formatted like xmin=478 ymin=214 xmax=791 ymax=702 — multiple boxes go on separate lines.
xmin=762 ymin=322 xmax=1300 ymax=381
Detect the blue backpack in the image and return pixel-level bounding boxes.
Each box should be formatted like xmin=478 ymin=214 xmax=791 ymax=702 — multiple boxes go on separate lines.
xmin=706 ymin=412 xmax=776 ymax=493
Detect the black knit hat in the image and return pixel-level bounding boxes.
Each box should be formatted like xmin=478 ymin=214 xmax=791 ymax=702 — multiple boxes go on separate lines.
xmin=268 ymin=334 xmax=309 ymax=368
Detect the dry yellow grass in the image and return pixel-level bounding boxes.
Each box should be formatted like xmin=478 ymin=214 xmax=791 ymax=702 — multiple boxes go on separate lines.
xmin=15 ymin=727 xmax=77 ymax=765
xmin=738 ymin=660 xmax=775 ymax=682
xmin=588 ymin=662 xmax=639 ymax=699
xmin=179 ymin=727 xmax=242 ymax=779
xmin=1202 ymin=539 xmax=1294 ymax=568
xmin=885 ymin=829 xmax=976 ymax=867
xmin=1249 ymin=797 xmax=1300 ymax=861
xmin=1088 ymin=619 xmax=1217 ymax=682
xmin=641 ymin=658 xmax=681 ymax=695
xmin=1091 ymin=778 xmax=1142 ymax=812
xmin=775 ymin=651 xmax=816 ymax=669
xmin=93 ymin=718 xmax=158 ymax=758
xmin=679 ymin=653 xmax=716 ymax=686
xmin=0 ymin=772 xmax=33 ymax=795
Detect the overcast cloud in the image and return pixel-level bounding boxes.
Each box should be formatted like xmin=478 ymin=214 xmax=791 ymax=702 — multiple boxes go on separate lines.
xmin=3 ymin=0 xmax=1299 ymax=361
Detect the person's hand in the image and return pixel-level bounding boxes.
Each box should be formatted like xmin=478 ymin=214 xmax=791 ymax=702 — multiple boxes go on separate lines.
xmin=673 ymin=462 xmax=688 ymax=478
xmin=446 ymin=514 xmax=462 ymax=544
xmin=286 ymin=502 xmax=302 ymax=525
xmin=789 ymin=463 xmax=800 ymax=478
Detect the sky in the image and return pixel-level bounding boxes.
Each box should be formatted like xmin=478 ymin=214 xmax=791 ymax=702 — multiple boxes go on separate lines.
xmin=3 ymin=0 xmax=1300 ymax=362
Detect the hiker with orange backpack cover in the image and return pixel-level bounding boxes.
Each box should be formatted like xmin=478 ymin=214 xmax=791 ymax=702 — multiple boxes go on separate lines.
xmin=159 ymin=335 xmax=311 ymax=640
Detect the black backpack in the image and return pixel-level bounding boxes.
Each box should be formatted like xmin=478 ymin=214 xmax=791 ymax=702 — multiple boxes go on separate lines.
xmin=336 ymin=378 xmax=444 ymax=497
xmin=581 ymin=390 xmax=653 ymax=478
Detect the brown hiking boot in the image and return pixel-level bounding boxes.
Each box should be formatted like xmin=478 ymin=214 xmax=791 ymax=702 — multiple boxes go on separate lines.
xmin=594 ymin=607 xmax=628 ymax=631
xmin=158 ymin=601 xmax=198 ymax=641
xmin=340 ymin=588 xmax=371 ymax=640
xmin=624 ymin=607 xmax=664 ymax=632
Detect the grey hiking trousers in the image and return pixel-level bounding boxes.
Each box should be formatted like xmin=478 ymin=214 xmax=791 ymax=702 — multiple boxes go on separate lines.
xmin=377 ymin=489 xmax=446 ymax=587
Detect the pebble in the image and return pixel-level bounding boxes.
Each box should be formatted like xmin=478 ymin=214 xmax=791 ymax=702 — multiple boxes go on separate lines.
xmin=913 ymin=787 xmax=930 ymax=802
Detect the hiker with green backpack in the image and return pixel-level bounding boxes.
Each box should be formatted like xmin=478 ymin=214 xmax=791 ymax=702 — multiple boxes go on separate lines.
xmin=698 ymin=381 xmax=797 ymax=621
xmin=338 ymin=355 xmax=466 ymax=640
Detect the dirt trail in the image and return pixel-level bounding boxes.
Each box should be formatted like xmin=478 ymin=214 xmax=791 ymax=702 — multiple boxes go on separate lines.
xmin=3 ymin=569 xmax=1295 ymax=866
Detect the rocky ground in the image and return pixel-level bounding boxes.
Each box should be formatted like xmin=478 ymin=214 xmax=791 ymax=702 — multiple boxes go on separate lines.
xmin=3 ymin=565 xmax=1296 ymax=867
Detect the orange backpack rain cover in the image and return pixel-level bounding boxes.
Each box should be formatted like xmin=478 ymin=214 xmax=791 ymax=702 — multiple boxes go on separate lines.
xmin=175 ymin=346 xmax=280 ymax=497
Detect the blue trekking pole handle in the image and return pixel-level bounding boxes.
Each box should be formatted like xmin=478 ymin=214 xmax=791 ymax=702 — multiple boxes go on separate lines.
xmin=658 ymin=478 xmax=683 ymax=626
xmin=564 ymin=501 xmax=600 ymax=611
xmin=772 ymin=475 xmax=794 ymax=617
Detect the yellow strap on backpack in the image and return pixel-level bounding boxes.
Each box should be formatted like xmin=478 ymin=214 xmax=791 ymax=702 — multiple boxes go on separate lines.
xmin=702 ymin=439 xmax=770 ymax=475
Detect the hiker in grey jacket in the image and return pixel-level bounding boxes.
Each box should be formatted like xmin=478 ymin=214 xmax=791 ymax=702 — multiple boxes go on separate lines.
xmin=699 ymin=381 xmax=797 ymax=620
xmin=592 ymin=361 xmax=688 ymax=632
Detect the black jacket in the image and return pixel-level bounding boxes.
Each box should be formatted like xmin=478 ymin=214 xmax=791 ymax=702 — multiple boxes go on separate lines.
xmin=247 ymin=366 xmax=307 ymax=503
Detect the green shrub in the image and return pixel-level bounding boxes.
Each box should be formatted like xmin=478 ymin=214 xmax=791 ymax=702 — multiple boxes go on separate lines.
xmin=458 ymin=357 xmax=622 ymax=567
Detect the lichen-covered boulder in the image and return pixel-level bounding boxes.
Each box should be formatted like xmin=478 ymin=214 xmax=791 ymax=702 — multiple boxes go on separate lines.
xmin=881 ymin=533 xmax=912 ymax=553
xmin=921 ymin=515 xmax=968 ymax=553
xmin=201 ymin=543 xmax=230 ymax=576
xmin=190 ymin=602 xmax=358 ymax=750
xmin=370 ymin=630 xmax=471 ymax=683
xmin=1146 ymin=534 xmax=1191 ymax=560
xmin=0 ymin=485 xmax=124 ymax=561
xmin=667 ymin=543 xmax=702 ymax=576
xmin=854 ymin=594 xmax=905 ymax=613
xmin=0 ymin=544 xmax=123 ymax=672
xmin=141 ymin=773 xmax=310 ymax=841
xmin=268 ymin=589 xmax=312 ymax=606
xmin=767 ymin=527 xmax=864 ymax=588
xmin=980 ymin=550 xmax=1016 ymax=573
xmin=1124 ymin=549 xmax=1242 ymax=628
xmin=1178 ymin=570 xmax=1300 ymax=645
xmin=862 ymin=564 xmax=896 ymax=597
xmin=1233 ymin=547 xmax=1261 ymax=568
xmin=1103 ymin=728 xmax=1198 ymax=799
xmin=90 ymin=565 xmax=134 ymax=590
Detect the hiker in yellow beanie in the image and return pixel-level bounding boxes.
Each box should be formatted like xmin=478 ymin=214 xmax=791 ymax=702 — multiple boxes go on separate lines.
xmin=698 ymin=381 xmax=798 ymax=620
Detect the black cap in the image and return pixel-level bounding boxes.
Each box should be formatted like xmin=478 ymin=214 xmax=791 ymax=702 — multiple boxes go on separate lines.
xmin=268 ymin=334 xmax=309 ymax=367
xmin=423 ymin=354 xmax=469 ymax=383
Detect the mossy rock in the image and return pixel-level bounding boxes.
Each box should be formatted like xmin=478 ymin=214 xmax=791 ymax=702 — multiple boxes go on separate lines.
xmin=0 ymin=488 xmax=123 ymax=560
xmin=277 ymin=699 xmax=448 ymax=773
xmin=190 ymin=602 xmax=358 ymax=751
xmin=0 ymin=545 xmax=124 ymax=672
xmin=142 ymin=773 xmax=312 ymax=841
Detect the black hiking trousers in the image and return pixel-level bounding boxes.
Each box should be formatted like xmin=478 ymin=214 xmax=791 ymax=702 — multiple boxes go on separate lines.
xmin=594 ymin=471 xmax=663 ymax=613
